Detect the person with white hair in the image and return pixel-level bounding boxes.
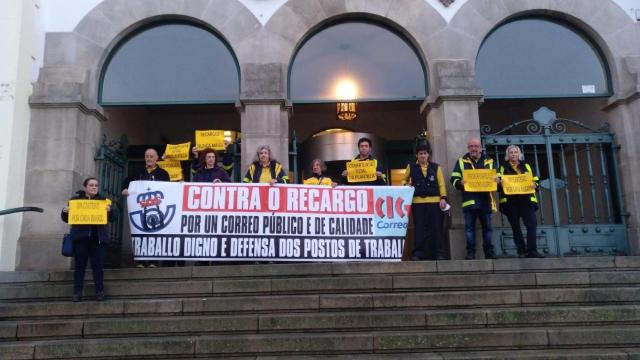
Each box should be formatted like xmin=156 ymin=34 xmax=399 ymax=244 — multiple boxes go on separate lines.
xmin=497 ymin=145 xmax=544 ymax=258
xmin=243 ymin=145 xmax=288 ymax=184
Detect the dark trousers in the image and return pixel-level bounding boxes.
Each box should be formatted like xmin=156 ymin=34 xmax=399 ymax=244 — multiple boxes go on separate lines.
xmin=73 ymin=238 xmax=105 ymax=295
xmin=463 ymin=209 xmax=493 ymax=253
xmin=503 ymin=204 xmax=538 ymax=252
xmin=412 ymin=203 xmax=444 ymax=260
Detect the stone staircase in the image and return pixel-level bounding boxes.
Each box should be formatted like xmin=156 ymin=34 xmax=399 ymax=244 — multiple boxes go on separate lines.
xmin=2 ymin=256 xmax=640 ymax=359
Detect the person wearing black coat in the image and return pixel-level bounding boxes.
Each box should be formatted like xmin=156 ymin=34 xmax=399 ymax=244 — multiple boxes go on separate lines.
xmin=61 ymin=177 xmax=114 ymax=302
xmin=497 ymin=145 xmax=544 ymax=258
xmin=121 ymin=148 xmax=169 ymax=268
xmin=121 ymin=148 xmax=170 ymax=195
xmin=191 ymin=147 xmax=231 ymax=183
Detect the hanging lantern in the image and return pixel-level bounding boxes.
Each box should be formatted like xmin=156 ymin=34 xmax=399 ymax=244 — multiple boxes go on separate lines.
xmin=337 ymin=101 xmax=357 ymax=121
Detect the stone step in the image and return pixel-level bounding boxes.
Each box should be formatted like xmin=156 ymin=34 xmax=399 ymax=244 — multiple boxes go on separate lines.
xmin=2 ymin=286 xmax=640 ymax=321
xmin=2 ymin=305 xmax=640 ymax=341
xmin=2 ymin=270 xmax=640 ymax=301
xmin=259 ymin=348 xmax=640 ymax=360
xmin=2 ymin=325 xmax=640 ymax=359
xmin=2 ymin=256 xmax=638 ymax=285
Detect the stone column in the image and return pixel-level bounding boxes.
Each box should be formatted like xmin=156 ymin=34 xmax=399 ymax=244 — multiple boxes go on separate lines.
xmin=422 ymin=60 xmax=484 ymax=259
xmin=17 ymin=93 xmax=105 ymax=270
xmin=238 ymin=100 xmax=291 ymax=177
xmin=603 ymin=56 xmax=640 ymax=255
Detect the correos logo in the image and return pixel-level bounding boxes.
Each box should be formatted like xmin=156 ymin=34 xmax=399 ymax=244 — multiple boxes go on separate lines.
xmin=129 ymin=191 xmax=176 ymax=232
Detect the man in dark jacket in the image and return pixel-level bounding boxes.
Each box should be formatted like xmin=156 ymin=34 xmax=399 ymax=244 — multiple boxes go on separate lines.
xmin=341 ymin=137 xmax=386 ymax=186
xmin=121 ymin=148 xmax=170 ymax=196
xmin=121 ymin=148 xmax=169 ymax=267
xmin=450 ymin=137 xmax=497 ymax=260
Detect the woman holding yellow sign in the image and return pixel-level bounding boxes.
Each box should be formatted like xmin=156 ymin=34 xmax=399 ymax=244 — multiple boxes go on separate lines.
xmin=497 ymin=145 xmax=544 ymax=258
xmin=61 ymin=177 xmax=114 ymax=302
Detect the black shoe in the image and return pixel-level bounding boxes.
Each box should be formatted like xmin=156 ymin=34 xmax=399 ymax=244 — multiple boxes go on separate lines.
xmin=484 ymin=251 xmax=496 ymax=260
xmin=465 ymin=251 xmax=475 ymax=260
xmin=96 ymin=292 xmax=105 ymax=301
xmin=517 ymin=248 xmax=527 ymax=258
xmin=435 ymin=255 xmax=447 ymax=261
xmin=410 ymin=256 xmax=421 ymax=261
xmin=72 ymin=294 xmax=81 ymax=302
xmin=527 ymin=250 xmax=545 ymax=258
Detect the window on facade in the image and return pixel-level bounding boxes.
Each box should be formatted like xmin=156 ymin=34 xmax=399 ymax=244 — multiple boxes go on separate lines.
xmin=100 ymin=23 xmax=239 ymax=105
xmin=289 ymin=21 xmax=427 ymax=102
xmin=476 ymin=18 xmax=610 ymax=99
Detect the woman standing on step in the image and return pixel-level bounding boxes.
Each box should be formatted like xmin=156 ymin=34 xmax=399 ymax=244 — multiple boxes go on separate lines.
xmin=403 ymin=143 xmax=448 ymax=261
xmin=61 ymin=177 xmax=114 ymax=302
xmin=497 ymin=145 xmax=544 ymax=258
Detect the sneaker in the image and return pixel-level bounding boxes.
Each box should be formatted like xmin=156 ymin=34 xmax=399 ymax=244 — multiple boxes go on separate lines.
xmin=136 ymin=264 xmax=145 ymax=268
xmin=435 ymin=255 xmax=447 ymax=261
xmin=148 ymin=264 xmax=157 ymax=268
xmin=72 ymin=294 xmax=81 ymax=302
xmin=96 ymin=291 xmax=105 ymax=302
xmin=410 ymin=256 xmax=421 ymax=261
xmin=526 ymin=250 xmax=545 ymax=258
xmin=465 ymin=251 xmax=475 ymax=260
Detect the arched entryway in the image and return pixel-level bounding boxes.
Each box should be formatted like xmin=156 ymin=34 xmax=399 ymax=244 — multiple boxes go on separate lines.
xmin=288 ymin=19 xmax=428 ymax=185
xmin=476 ymin=16 xmax=626 ymax=257
xmin=98 ymin=21 xmax=242 ymax=266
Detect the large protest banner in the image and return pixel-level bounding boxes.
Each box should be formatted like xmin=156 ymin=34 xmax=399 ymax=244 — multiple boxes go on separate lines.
xmin=126 ymin=181 xmax=414 ymax=262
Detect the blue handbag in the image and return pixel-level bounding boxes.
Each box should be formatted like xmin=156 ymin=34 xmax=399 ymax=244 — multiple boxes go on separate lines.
xmin=61 ymin=233 xmax=73 ymax=257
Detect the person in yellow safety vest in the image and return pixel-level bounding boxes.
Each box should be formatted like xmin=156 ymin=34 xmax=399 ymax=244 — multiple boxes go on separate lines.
xmin=303 ymin=159 xmax=336 ymax=186
xmin=450 ymin=137 xmax=498 ymax=260
xmin=341 ymin=137 xmax=387 ymax=186
xmin=402 ymin=143 xmax=448 ymax=261
xmin=497 ymin=145 xmax=545 ymax=258
xmin=243 ymin=145 xmax=289 ymax=185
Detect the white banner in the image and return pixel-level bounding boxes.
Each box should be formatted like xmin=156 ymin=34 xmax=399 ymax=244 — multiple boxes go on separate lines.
xmin=126 ymin=181 xmax=414 ymax=262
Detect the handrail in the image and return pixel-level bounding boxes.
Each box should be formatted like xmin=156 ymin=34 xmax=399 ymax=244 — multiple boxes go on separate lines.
xmin=0 ymin=207 xmax=44 ymax=216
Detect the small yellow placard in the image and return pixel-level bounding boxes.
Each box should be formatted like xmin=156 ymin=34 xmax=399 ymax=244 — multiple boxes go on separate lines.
xmin=157 ymin=160 xmax=184 ymax=181
xmin=463 ymin=169 xmax=497 ymax=192
xmin=68 ymin=200 xmax=109 ymax=225
xmin=164 ymin=142 xmax=191 ymax=161
xmin=195 ymin=130 xmax=225 ymax=151
xmin=347 ymin=160 xmax=377 ymax=183
xmin=501 ymin=173 xmax=535 ymax=195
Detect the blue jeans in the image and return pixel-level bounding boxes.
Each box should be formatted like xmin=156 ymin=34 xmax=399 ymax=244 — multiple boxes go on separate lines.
xmin=463 ymin=209 xmax=493 ymax=253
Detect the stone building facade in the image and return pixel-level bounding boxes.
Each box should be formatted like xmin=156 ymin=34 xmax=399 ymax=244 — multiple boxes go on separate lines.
xmin=2 ymin=0 xmax=640 ymax=270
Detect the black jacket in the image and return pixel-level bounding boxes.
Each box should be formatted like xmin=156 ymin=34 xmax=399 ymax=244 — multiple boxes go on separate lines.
xmin=450 ymin=152 xmax=496 ymax=212
xmin=61 ymin=191 xmax=115 ymax=244
xmin=343 ymin=155 xmax=387 ymax=186
xmin=121 ymin=166 xmax=170 ymax=190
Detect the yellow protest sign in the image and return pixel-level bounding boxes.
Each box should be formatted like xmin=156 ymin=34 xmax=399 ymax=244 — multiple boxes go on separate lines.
xmin=347 ymin=160 xmax=377 ymax=183
xmin=195 ymin=130 xmax=225 ymax=151
xmin=501 ymin=173 xmax=535 ymax=195
xmin=157 ymin=160 xmax=184 ymax=181
xmin=68 ymin=200 xmax=109 ymax=225
xmin=164 ymin=142 xmax=191 ymax=161
xmin=463 ymin=169 xmax=497 ymax=192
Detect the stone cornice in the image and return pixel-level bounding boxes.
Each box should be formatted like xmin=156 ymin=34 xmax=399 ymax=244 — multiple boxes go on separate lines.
xmin=29 ymin=97 xmax=107 ymax=122
xmin=603 ymin=89 xmax=640 ymax=111
xmin=421 ymin=89 xmax=484 ymax=114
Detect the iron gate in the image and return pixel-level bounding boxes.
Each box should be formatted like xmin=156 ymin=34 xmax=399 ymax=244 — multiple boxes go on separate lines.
xmin=481 ymin=107 xmax=628 ymax=257
xmin=95 ymin=134 xmax=128 ymax=267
